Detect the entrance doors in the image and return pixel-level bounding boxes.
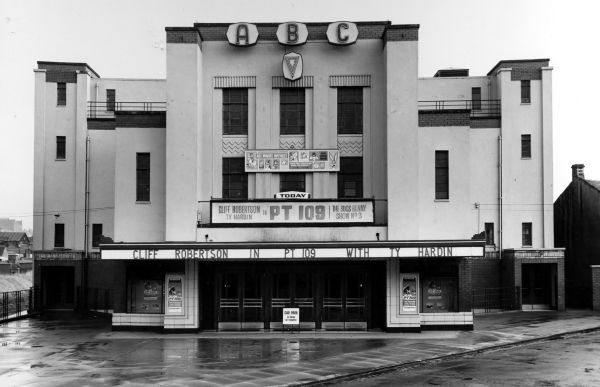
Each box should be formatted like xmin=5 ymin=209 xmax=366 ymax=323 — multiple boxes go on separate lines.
xmin=41 ymin=266 xmax=75 ymax=309
xmin=522 ymin=264 xmax=555 ymax=310
xmin=322 ymin=271 xmax=367 ymax=330
xmin=214 ymin=263 xmax=376 ymax=331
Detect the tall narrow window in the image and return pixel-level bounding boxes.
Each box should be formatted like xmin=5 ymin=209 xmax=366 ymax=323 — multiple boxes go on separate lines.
xmin=522 ymin=222 xmax=532 ymax=247
xmin=280 ymin=88 xmax=305 ymax=135
xmin=484 ymin=222 xmax=494 ymax=245
xmin=337 ymin=87 xmax=363 ymax=134
xmin=222 ymin=158 xmax=248 ymax=199
xmin=57 ymin=82 xmax=66 ymax=106
xmin=56 ymin=136 xmax=66 ymax=160
xmin=136 ymin=153 xmax=150 ymax=202
xmin=54 ymin=223 xmax=65 ymax=248
xmin=471 ymin=87 xmax=481 ymax=111
xmin=338 ymin=157 xmax=363 ymax=198
xmin=435 ymin=150 xmax=449 ymax=200
xmin=92 ymin=224 xmax=103 ymax=248
xmin=106 ymin=89 xmax=115 ymax=112
xmin=521 ymin=134 xmax=531 ymax=158
xmin=280 ymin=173 xmax=305 ymax=192
xmin=223 ymin=88 xmax=248 ymax=135
xmin=521 ymin=80 xmax=531 ymax=103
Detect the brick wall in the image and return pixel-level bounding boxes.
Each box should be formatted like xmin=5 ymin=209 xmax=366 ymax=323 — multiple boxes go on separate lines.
xmin=418 ymin=110 xmax=470 ymax=127
xmin=472 ymin=258 xmax=501 ymax=290
xmin=458 ymin=258 xmax=473 ymax=312
xmin=384 ymin=25 xmax=419 ymax=42
xmin=166 ymin=28 xmax=201 ymax=45
xmin=487 ymin=59 xmax=549 ymax=80
xmin=470 ymin=118 xmax=500 ymax=129
xmin=115 ymin=112 xmax=166 ymax=128
xmin=592 ymin=266 xmax=600 ymax=311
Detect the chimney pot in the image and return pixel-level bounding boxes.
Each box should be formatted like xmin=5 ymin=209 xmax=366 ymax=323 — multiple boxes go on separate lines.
xmin=571 ymin=164 xmax=585 ymax=181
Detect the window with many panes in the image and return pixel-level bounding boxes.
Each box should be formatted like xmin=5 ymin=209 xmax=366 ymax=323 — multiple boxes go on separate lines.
xmin=472 ymin=87 xmax=481 ymax=111
xmin=522 ymin=222 xmax=532 ymax=247
xmin=92 ymin=224 xmax=103 ymax=248
xmin=54 ymin=223 xmax=64 ymax=248
xmin=136 ymin=153 xmax=150 ymax=202
xmin=521 ymin=134 xmax=531 ymax=158
xmin=280 ymin=88 xmax=305 ymax=135
xmin=57 ymin=82 xmax=66 ymax=105
xmin=280 ymin=173 xmax=305 ymax=192
xmin=106 ymin=89 xmax=115 ymax=112
xmin=223 ymin=88 xmax=248 ymax=135
xmin=56 ymin=136 xmax=66 ymax=160
xmin=485 ymin=222 xmax=494 ymax=245
xmin=222 ymin=158 xmax=248 ymax=199
xmin=337 ymin=87 xmax=363 ymax=134
xmin=521 ymin=80 xmax=531 ymax=103
xmin=435 ymin=150 xmax=449 ymax=200
xmin=338 ymin=157 xmax=363 ymax=198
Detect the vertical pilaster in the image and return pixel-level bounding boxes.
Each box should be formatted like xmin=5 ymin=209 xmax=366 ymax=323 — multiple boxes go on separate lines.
xmin=33 ymin=69 xmax=47 ymax=250
xmin=74 ymin=71 xmax=89 ymax=250
xmin=166 ymin=29 xmax=202 ymax=241
xmin=541 ymin=67 xmax=554 ymax=248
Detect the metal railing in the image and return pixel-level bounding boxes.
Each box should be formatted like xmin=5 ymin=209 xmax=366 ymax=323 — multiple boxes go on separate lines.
xmin=0 ymin=287 xmax=40 ymax=323
xmin=87 ymin=101 xmax=167 ymax=118
xmin=418 ymin=99 xmax=501 ymax=118
xmin=472 ymin=286 xmax=521 ymax=313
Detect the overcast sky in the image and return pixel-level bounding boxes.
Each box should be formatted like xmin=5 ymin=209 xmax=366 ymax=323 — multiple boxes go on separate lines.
xmin=1 ymin=0 xmax=598 ymax=230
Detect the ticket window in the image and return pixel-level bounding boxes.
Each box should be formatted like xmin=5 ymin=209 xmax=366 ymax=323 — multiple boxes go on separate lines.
xmin=421 ymin=277 xmax=457 ymax=313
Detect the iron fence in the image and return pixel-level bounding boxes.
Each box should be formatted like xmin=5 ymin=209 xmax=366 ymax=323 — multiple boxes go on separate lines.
xmin=0 ymin=287 xmax=40 ymax=323
xmin=87 ymin=101 xmax=167 ymax=118
xmin=418 ymin=99 xmax=501 ymax=118
xmin=472 ymin=286 xmax=521 ymax=313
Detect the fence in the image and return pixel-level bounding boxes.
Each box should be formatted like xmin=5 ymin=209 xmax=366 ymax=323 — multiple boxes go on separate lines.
xmin=472 ymin=287 xmax=521 ymax=313
xmin=0 ymin=287 xmax=40 ymax=323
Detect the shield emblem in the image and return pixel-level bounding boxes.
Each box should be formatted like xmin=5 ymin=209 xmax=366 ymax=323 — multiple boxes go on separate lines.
xmin=282 ymin=52 xmax=303 ymax=81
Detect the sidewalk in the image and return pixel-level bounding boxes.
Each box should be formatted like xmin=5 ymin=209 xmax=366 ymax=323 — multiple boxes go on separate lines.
xmin=1 ymin=310 xmax=599 ymax=386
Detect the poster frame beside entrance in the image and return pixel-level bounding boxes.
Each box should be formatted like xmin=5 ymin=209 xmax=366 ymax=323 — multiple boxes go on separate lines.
xmin=399 ymin=273 xmax=419 ymax=314
xmin=165 ymin=274 xmax=185 ymax=316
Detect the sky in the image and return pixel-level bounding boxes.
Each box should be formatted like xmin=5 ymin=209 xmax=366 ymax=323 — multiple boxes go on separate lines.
xmin=0 ymin=0 xmax=598 ymax=231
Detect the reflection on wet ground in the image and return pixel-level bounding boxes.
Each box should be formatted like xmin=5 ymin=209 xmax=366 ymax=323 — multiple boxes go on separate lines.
xmin=1 ymin=310 xmax=600 ymax=386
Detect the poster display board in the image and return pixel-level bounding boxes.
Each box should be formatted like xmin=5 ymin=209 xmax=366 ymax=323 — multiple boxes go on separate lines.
xmin=130 ymin=279 xmax=162 ymax=314
xmin=245 ymin=150 xmax=340 ymax=172
xmin=422 ymin=277 xmax=457 ymax=313
xmin=165 ymin=274 xmax=184 ymax=316
xmin=283 ymin=308 xmax=300 ymax=325
xmin=400 ymin=274 xmax=419 ymax=314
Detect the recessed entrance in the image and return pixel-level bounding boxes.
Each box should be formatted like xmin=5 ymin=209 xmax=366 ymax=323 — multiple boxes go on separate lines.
xmin=522 ymin=263 xmax=556 ymax=310
xmin=212 ymin=262 xmax=383 ymax=331
xmin=41 ymin=266 xmax=75 ymax=310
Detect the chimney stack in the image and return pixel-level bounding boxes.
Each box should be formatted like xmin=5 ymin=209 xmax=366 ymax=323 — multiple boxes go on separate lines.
xmin=571 ymin=164 xmax=585 ymax=181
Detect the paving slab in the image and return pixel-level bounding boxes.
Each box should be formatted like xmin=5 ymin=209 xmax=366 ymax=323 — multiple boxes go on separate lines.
xmin=1 ymin=310 xmax=600 ymax=386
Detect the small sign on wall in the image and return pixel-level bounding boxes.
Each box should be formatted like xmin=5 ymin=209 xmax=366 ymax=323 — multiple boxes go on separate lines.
xmin=165 ymin=274 xmax=184 ymax=316
xmin=283 ymin=308 xmax=300 ymax=324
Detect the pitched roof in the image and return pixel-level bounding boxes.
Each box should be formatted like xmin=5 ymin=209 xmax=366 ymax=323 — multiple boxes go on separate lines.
xmin=586 ymin=180 xmax=600 ymax=192
xmin=0 ymin=232 xmax=29 ymax=243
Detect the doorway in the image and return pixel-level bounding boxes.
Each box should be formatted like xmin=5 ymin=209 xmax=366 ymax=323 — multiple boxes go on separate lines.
xmin=41 ymin=266 xmax=75 ymax=309
xmin=522 ymin=263 xmax=555 ymax=310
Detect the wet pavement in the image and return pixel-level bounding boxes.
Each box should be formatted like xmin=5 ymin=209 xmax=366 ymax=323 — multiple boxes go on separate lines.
xmin=1 ymin=310 xmax=600 ymax=386
xmin=339 ymin=330 xmax=600 ymax=386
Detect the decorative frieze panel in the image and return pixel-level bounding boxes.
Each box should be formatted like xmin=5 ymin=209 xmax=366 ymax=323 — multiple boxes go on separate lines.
xmin=279 ymin=135 xmax=305 ymax=149
xmin=213 ymin=76 xmax=256 ymax=89
xmin=272 ymin=76 xmax=313 ymax=88
xmin=338 ymin=134 xmax=363 ymax=156
xmin=222 ymin=136 xmax=248 ymax=156
xmin=329 ymin=75 xmax=371 ymax=87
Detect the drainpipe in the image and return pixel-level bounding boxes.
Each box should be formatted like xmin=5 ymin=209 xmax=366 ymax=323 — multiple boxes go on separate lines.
xmin=498 ymin=134 xmax=503 ymax=260
xmin=82 ymin=136 xmax=91 ymax=310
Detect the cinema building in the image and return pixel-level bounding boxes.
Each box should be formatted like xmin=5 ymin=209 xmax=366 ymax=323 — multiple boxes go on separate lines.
xmin=32 ymin=21 xmax=564 ymax=332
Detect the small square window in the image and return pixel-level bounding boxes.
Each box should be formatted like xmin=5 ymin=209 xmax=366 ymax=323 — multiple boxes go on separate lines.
xmin=54 ymin=223 xmax=65 ymax=248
xmin=280 ymin=88 xmax=305 ymax=135
xmin=57 ymin=83 xmax=66 ymax=106
xmin=56 ymin=136 xmax=66 ymax=160
xmin=521 ymin=134 xmax=531 ymax=158
xmin=435 ymin=151 xmax=449 ymax=200
xmin=484 ymin=222 xmax=494 ymax=245
xmin=337 ymin=87 xmax=363 ymax=134
xmin=280 ymin=173 xmax=305 ymax=192
xmin=338 ymin=157 xmax=363 ymax=198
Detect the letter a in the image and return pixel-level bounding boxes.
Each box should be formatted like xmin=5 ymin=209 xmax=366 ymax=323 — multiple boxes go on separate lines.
xmin=236 ymin=24 xmax=248 ymax=45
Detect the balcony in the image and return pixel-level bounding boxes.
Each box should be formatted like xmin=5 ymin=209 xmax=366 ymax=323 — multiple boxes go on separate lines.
xmin=87 ymin=101 xmax=167 ymax=119
xmin=418 ymin=99 xmax=501 ymax=128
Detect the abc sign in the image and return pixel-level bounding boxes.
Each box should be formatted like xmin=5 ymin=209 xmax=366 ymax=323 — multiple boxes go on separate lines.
xmin=327 ymin=22 xmax=358 ymax=45
xmin=226 ymin=23 xmax=259 ymax=46
xmin=276 ymin=22 xmax=308 ymax=46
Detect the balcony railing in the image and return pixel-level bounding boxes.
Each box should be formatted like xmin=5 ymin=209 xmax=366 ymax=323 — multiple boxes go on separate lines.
xmin=418 ymin=99 xmax=500 ymax=118
xmin=87 ymin=101 xmax=167 ymax=118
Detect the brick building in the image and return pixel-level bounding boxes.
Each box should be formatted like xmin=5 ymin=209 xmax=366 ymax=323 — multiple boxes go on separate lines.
xmin=33 ymin=21 xmax=563 ymax=332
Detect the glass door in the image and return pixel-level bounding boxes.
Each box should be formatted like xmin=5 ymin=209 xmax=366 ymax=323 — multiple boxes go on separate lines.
xmin=269 ymin=272 xmax=291 ymax=329
xmin=218 ymin=272 xmax=240 ymax=330
xmin=242 ymin=272 xmax=263 ymax=330
xmin=322 ymin=272 xmax=344 ymax=329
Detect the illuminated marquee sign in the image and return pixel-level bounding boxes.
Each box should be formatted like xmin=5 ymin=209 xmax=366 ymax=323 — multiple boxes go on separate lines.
xmin=276 ymin=22 xmax=308 ymax=45
xmin=226 ymin=23 xmax=259 ymax=46
xmin=327 ymin=22 xmax=358 ymax=45
xmin=101 ymin=246 xmax=485 ymax=260
xmin=245 ymin=149 xmax=339 ymax=172
xmin=211 ymin=201 xmax=373 ymax=224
